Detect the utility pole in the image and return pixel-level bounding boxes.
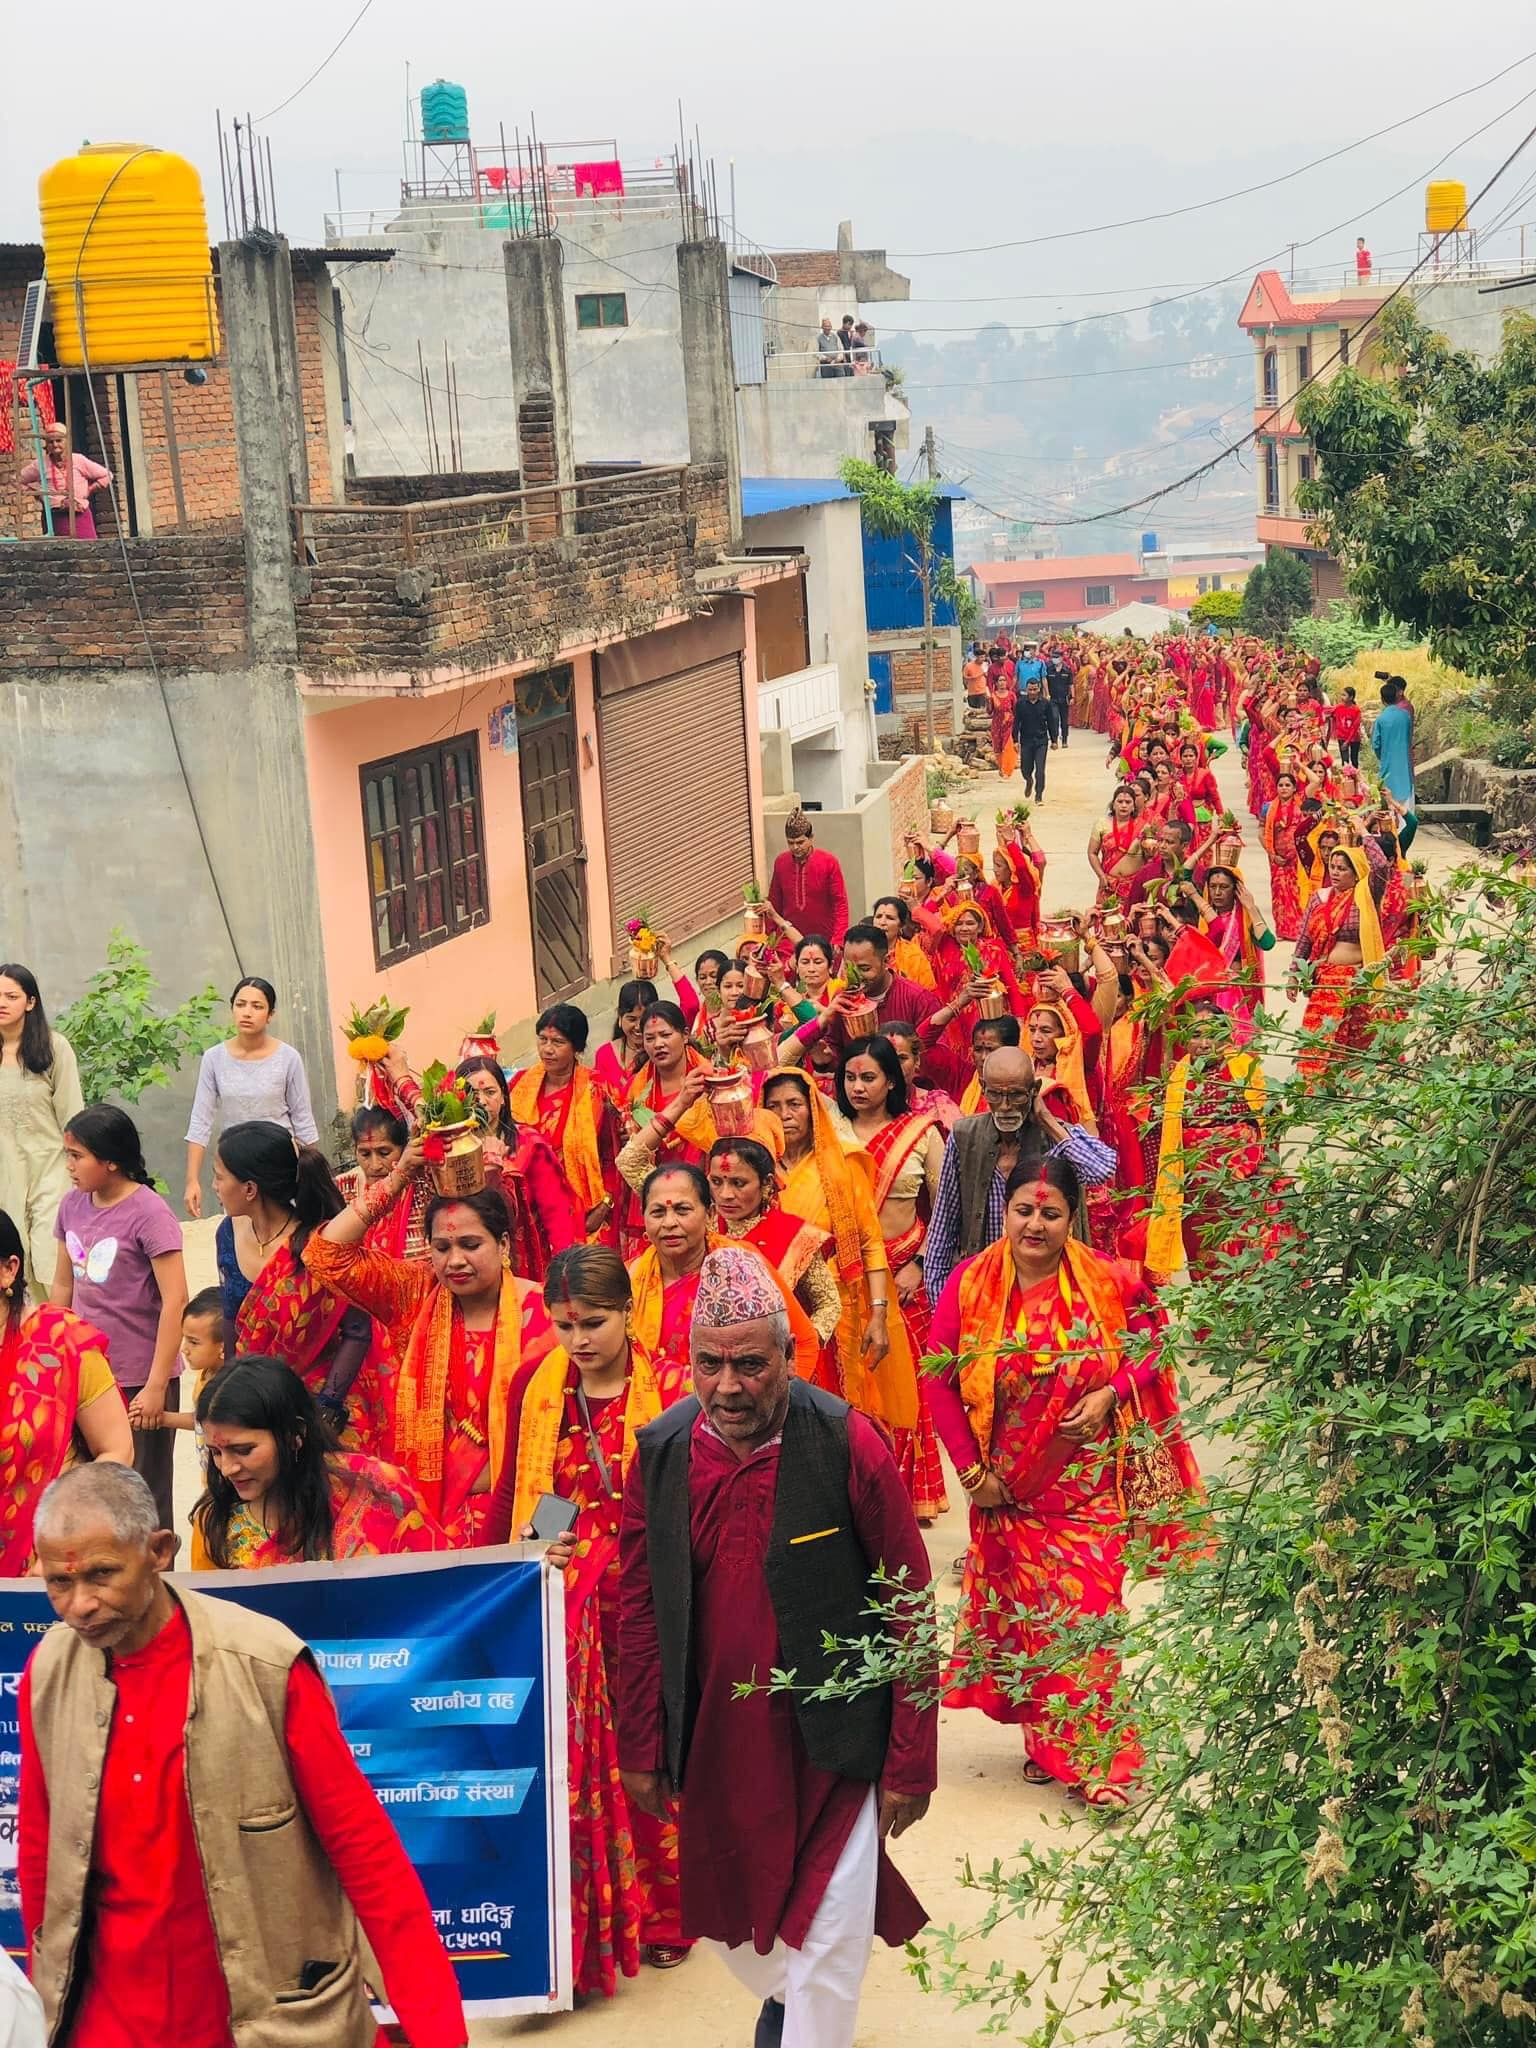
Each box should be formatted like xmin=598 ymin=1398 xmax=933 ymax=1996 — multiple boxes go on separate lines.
xmin=921 ymin=425 xmax=938 ymax=752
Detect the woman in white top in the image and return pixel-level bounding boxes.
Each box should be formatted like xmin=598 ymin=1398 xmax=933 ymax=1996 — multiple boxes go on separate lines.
xmin=184 ymin=977 xmax=318 ymax=1218
xmin=0 ymin=965 xmax=84 ymax=1292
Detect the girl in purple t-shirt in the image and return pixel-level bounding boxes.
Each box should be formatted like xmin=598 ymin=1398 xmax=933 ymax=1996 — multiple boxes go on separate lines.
xmin=53 ymin=1107 xmax=188 ymax=1522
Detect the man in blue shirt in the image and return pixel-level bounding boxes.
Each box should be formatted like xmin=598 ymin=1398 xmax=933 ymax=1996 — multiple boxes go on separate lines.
xmin=1371 ymin=677 xmax=1415 ymax=807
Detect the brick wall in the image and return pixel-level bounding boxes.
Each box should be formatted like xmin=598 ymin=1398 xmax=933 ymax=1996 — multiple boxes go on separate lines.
xmin=297 ymin=467 xmax=730 ymax=678
xmin=887 ymin=644 xmax=954 ymax=739
xmin=347 ymin=470 xmax=524 ymax=505
xmin=882 ymin=754 xmax=929 ymax=873
xmin=0 ymin=537 xmax=249 ymax=670
xmin=0 ymin=251 xmax=337 ymax=539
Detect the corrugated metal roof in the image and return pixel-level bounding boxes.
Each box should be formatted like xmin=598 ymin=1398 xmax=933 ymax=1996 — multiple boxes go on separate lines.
xmin=743 ymin=477 xmax=966 ymax=518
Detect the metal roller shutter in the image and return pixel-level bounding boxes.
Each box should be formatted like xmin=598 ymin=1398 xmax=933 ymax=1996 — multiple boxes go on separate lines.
xmin=599 ymin=654 xmax=753 ymax=971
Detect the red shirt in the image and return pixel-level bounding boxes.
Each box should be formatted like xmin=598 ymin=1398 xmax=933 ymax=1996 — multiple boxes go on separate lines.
xmin=1327 ymin=702 xmax=1362 ymax=743
xmin=768 ymin=846 xmax=850 ymax=946
xmin=19 ymin=1605 xmax=465 ymax=2048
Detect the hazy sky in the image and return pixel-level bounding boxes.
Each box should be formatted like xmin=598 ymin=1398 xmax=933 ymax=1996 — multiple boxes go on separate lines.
xmin=7 ymin=0 xmax=1536 ymax=335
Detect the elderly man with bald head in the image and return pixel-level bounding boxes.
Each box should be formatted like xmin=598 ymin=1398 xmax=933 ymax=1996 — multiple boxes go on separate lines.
xmin=18 ymin=1462 xmax=465 ymax=2048
xmin=617 ymin=1242 xmax=937 ymax=2048
xmin=921 ymin=1044 xmax=1119 ymax=1305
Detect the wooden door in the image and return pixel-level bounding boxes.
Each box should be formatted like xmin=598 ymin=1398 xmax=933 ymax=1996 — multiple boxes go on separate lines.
xmin=516 ymin=667 xmax=591 ymax=1001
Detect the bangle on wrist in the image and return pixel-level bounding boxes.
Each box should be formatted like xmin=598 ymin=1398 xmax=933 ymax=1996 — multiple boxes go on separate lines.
xmin=957 ymin=1461 xmax=988 ymax=1492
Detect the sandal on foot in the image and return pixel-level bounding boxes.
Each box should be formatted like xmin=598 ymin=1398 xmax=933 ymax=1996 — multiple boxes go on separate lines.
xmin=1021 ymin=1760 xmax=1054 ymax=1786
xmin=1072 ymin=1782 xmax=1130 ymax=1813
xmin=644 ymin=1944 xmax=692 ymax=1969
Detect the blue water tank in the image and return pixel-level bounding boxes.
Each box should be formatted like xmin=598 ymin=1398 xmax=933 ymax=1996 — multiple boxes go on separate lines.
xmin=420 ymin=80 xmax=469 ymax=143
xmin=1140 ymin=530 xmax=1159 ymax=555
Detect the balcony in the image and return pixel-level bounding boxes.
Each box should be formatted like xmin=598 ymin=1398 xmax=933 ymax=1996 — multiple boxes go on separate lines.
xmin=759 ymin=662 xmax=841 ymax=741
xmin=292 ymin=463 xmax=731 ymax=680
xmin=766 ymin=348 xmax=887 ymax=382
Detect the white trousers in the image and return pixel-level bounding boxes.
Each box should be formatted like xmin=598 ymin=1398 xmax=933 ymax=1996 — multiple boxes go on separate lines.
xmin=706 ymin=1787 xmax=879 ymax=2048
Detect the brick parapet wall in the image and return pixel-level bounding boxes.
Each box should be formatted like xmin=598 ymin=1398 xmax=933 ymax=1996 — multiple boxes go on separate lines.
xmin=0 ymin=537 xmax=250 ymax=670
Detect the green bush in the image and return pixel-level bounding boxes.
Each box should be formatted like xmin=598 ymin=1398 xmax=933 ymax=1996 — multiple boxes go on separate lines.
xmin=1291 ymin=600 xmax=1419 ymax=675
xmin=57 ymin=932 xmax=223 ymax=1106
xmin=1189 ymin=589 xmax=1244 ymax=627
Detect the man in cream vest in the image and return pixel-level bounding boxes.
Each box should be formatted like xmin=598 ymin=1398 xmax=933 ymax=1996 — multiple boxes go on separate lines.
xmin=18 ymin=1463 xmax=466 ymax=2048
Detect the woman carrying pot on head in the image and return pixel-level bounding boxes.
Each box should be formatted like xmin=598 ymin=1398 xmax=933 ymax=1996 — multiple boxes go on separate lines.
xmin=184 ymin=977 xmax=317 ymax=1220
xmin=212 ymin=1120 xmax=388 ymax=1456
xmin=509 ymin=1005 xmax=625 ymax=1246
xmin=0 ymin=1204 xmax=132 ymax=1575
xmin=486 ymin=1246 xmax=696 ymax=1987
xmin=306 ymin=1160 xmax=555 ymax=1546
xmin=704 ymin=1135 xmax=830 ymax=1377
xmin=596 ymin=980 xmax=655 ymax=1099
xmin=192 ymin=1355 xmax=445 ymax=1568
xmin=0 ymin=964 xmax=84 ymax=1293
xmin=453 ymin=1055 xmax=584 ymax=1281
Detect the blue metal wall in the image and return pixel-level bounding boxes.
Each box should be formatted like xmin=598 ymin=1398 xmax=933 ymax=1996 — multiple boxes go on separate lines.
xmin=861 ymin=498 xmax=959 ymax=632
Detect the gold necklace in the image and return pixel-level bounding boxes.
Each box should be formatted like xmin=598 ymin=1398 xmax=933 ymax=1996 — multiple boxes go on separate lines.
xmin=252 ymin=1213 xmax=294 ymax=1253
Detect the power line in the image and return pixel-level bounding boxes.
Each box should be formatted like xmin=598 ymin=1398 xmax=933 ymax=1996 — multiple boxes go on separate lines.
xmin=1015 ymin=113 xmax=1536 ymax=529
xmin=255 ymin=0 xmax=379 ymax=123
xmin=880 ymin=46 xmax=1536 ymax=258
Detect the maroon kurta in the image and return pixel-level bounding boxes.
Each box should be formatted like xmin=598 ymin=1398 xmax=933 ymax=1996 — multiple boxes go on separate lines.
xmin=769 ymin=846 xmax=850 ymax=946
xmin=618 ymin=1409 xmax=936 ymax=1952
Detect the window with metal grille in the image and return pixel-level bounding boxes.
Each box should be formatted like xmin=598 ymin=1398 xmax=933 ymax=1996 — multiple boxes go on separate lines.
xmin=575 ymin=292 xmax=628 ymax=330
xmin=1085 ymin=583 xmax=1114 ymax=607
xmin=360 ymin=737 xmax=489 ymax=968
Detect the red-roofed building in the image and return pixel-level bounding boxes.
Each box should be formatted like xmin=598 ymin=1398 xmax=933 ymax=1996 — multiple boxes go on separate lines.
xmin=962 ymin=552 xmax=1170 ymax=629
xmin=1237 ymin=268 xmax=1394 ymax=603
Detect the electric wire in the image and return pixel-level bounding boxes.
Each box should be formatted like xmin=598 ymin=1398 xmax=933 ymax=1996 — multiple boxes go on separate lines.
xmin=255 ymin=0 xmax=380 ymax=124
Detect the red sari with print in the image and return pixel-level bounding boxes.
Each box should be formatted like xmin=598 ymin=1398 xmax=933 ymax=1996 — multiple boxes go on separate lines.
xmin=0 ymin=1306 xmax=107 ymax=1575
xmin=199 ymin=1452 xmax=448 ymax=1568
xmin=1262 ymin=797 xmax=1305 ymax=939
xmin=1095 ymin=816 xmax=1143 ymax=912
xmin=865 ymin=1112 xmax=949 ymax=1520
xmin=939 ymin=1250 xmax=1189 ymax=1792
xmin=235 ymin=1239 xmax=391 ymax=1456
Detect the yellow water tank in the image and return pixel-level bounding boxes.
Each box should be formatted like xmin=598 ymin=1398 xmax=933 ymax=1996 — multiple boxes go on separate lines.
xmin=39 ymin=143 xmax=219 ymax=367
xmin=1425 ymin=180 xmax=1469 ymax=235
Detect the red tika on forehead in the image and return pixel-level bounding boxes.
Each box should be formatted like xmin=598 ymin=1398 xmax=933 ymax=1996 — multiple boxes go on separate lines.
xmin=694 ymin=1243 xmax=781 ymax=1327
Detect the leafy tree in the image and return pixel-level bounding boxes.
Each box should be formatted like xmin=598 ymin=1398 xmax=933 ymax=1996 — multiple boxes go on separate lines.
xmin=805 ymin=870 xmax=1536 ymax=2045
xmin=57 ymin=931 xmax=222 ymax=1105
xmin=1296 ymin=300 xmax=1536 ymax=721
xmin=1241 ymin=549 xmax=1314 ymax=636
xmin=1188 ymin=588 xmax=1244 ymax=628
xmin=840 ymin=458 xmax=948 ymax=750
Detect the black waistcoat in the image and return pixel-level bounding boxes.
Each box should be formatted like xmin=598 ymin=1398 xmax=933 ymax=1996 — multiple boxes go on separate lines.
xmin=635 ymin=1379 xmax=893 ymax=1789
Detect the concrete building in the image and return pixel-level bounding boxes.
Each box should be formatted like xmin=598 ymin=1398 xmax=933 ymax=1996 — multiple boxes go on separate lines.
xmin=1236 ymin=255 xmax=1536 ymax=602
xmin=962 ymin=552 xmax=1170 ymax=631
xmin=0 ymin=226 xmax=785 ymax=1182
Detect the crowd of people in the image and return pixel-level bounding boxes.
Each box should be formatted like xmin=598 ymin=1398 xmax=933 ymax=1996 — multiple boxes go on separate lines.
xmin=0 ymin=616 xmax=1432 ymax=2046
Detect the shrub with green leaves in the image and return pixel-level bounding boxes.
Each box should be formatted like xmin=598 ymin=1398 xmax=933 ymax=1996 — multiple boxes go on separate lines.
xmin=810 ymin=870 xmax=1536 ymax=2044
xmin=56 ymin=932 xmax=222 ymax=1106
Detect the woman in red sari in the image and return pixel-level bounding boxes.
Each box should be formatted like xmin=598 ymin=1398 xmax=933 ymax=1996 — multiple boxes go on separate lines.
xmin=919 ymin=901 xmax=1028 ymax=1069
xmin=988 ymin=662 xmax=1017 ymax=769
xmin=1262 ymin=770 xmax=1307 ymax=940
xmin=0 ymin=1205 xmax=132 ymax=1574
xmin=191 ymin=1356 xmax=445 ymax=1566
xmin=625 ymin=1161 xmax=716 ymax=1398
xmin=509 ymin=1003 xmax=625 ymax=1246
xmin=1287 ymin=839 xmax=1390 ymax=1084
xmin=1089 ymin=784 xmax=1145 ymax=914
xmin=837 ymin=1036 xmax=949 ymax=1521
xmin=305 ymin=1169 xmax=554 ymax=1546
xmin=991 ymin=833 xmax=1045 ymax=947
xmin=334 ymin=1104 xmax=433 ymax=1261
xmin=929 ymin=1158 xmax=1200 ymax=1807
xmin=486 ymin=1245 xmax=691 ymax=1990
xmin=213 ymin=1121 xmax=389 ymax=1453
xmin=705 ymin=1136 xmax=837 ymax=1373
xmin=455 ymin=1056 xmax=584 ymax=1280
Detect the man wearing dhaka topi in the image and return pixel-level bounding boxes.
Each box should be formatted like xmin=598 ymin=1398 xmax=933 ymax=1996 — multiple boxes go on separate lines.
xmin=618 ymin=1242 xmax=938 ymax=2047
xmin=17 ymin=1461 xmax=467 ymax=2048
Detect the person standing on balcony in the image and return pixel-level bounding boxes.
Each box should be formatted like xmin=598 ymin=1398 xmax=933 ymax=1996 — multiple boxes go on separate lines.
xmin=838 ymin=314 xmax=858 ymax=375
xmin=816 ymin=317 xmax=843 ymax=378
xmin=1355 ymin=236 xmax=1372 ymax=284
xmin=18 ymin=421 xmax=112 ymax=539
xmin=768 ymin=811 xmax=850 ymax=950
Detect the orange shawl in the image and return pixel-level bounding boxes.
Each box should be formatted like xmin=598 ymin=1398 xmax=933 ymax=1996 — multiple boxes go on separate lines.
xmin=627 ymin=1233 xmax=819 ymax=1382
xmin=954 ymin=1236 xmax=1130 ymax=1478
xmin=1030 ymin=1000 xmax=1098 ymax=1133
xmin=510 ymin=1063 xmax=606 ymax=1222
xmin=395 ymin=1268 xmax=529 ymax=1502
xmin=505 ymin=1340 xmax=663 ymax=1539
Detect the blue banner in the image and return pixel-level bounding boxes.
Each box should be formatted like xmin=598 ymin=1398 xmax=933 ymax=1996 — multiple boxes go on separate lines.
xmin=0 ymin=1548 xmax=571 ymax=2018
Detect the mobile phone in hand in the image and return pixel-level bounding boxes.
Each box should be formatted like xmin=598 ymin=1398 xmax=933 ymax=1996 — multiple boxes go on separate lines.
xmin=530 ymin=1492 xmax=579 ymax=1543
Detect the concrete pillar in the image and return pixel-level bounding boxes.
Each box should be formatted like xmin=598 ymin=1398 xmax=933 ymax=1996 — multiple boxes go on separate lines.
xmin=220 ymin=233 xmax=307 ymax=663
xmin=504 ymin=237 xmax=576 ymax=538
xmin=677 ymin=239 xmax=743 ymax=548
